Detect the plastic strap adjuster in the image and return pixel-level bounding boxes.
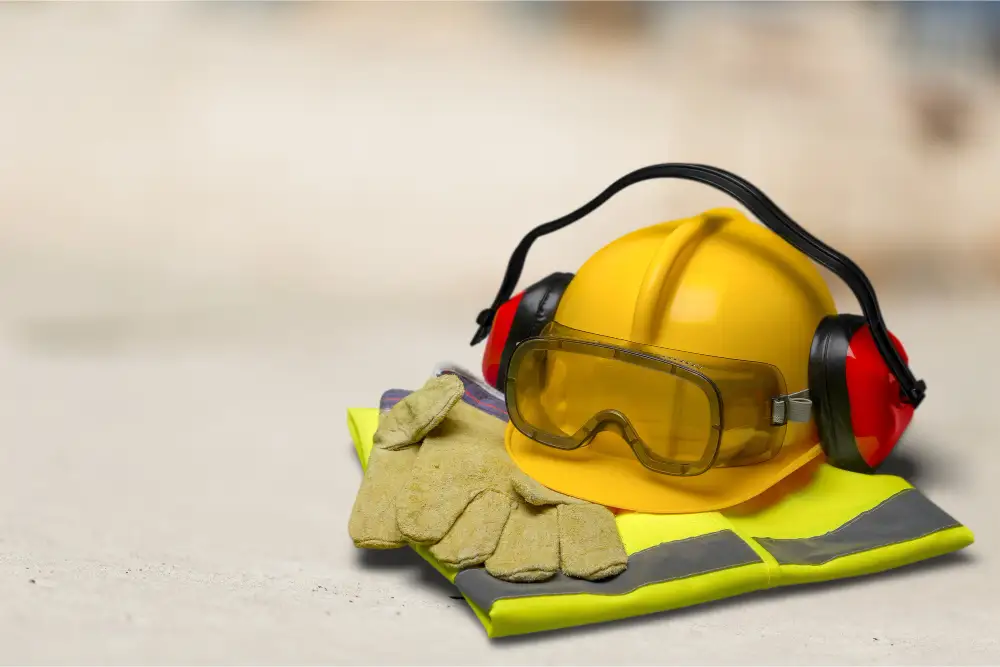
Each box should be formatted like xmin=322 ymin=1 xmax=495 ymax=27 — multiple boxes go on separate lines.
xmin=772 ymin=389 xmax=812 ymax=425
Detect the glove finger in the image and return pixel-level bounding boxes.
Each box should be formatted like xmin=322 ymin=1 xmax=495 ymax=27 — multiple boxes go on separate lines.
xmin=557 ymin=503 xmax=628 ymax=580
xmin=395 ymin=450 xmax=480 ymax=544
xmin=510 ymin=467 xmax=585 ymax=507
xmin=395 ymin=416 xmax=506 ymax=545
xmin=484 ymin=502 xmax=559 ymax=583
xmin=374 ymin=374 xmax=464 ymax=450
xmin=348 ymin=447 xmax=419 ymax=548
xmin=429 ymin=490 xmax=514 ymax=568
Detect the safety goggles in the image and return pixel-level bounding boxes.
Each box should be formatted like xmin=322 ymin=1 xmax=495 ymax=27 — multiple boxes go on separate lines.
xmin=504 ymin=321 xmax=812 ymax=476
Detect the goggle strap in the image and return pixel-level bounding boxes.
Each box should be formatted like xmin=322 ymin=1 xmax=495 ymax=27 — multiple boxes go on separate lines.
xmin=772 ymin=389 xmax=812 ymax=425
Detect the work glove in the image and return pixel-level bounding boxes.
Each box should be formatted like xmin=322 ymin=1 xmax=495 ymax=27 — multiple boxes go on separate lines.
xmin=349 ymin=372 xmax=628 ymax=583
xmin=347 ymin=373 xmax=465 ymax=549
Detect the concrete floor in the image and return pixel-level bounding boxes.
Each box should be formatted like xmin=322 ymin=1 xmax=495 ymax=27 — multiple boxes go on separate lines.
xmin=0 ymin=292 xmax=997 ymax=665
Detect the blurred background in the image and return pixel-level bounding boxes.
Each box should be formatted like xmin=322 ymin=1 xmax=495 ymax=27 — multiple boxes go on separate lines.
xmin=2 ymin=1 xmax=999 ymax=355
xmin=2 ymin=3 xmax=1000 ymax=661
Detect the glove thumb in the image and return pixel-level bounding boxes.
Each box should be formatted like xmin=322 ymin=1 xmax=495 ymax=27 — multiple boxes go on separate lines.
xmin=374 ymin=374 xmax=464 ymax=450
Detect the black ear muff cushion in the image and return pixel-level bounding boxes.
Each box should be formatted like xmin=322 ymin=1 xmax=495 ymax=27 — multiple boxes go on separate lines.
xmin=809 ymin=314 xmax=873 ymax=473
xmin=497 ymin=272 xmax=575 ymax=388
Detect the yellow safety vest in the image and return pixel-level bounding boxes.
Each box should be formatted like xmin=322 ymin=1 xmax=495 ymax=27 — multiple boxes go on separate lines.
xmin=347 ymin=406 xmax=974 ymax=639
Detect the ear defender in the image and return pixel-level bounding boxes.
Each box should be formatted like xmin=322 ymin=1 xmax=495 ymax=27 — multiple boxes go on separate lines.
xmin=481 ymin=272 xmax=574 ymax=390
xmin=809 ymin=314 xmax=916 ymax=473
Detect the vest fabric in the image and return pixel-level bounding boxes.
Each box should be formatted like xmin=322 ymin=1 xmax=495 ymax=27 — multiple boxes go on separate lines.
xmin=347 ymin=382 xmax=974 ymax=638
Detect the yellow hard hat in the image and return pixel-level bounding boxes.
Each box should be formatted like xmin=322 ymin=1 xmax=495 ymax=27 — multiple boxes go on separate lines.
xmin=503 ymin=207 xmax=837 ymax=514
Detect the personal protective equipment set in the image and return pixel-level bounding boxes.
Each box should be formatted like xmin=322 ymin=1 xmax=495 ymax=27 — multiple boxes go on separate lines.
xmin=347 ymin=163 xmax=974 ymax=637
xmin=347 ymin=368 xmax=973 ymax=638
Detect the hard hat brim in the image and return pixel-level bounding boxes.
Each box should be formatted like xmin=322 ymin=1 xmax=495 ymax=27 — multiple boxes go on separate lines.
xmin=505 ymin=421 xmax=825 ymax=514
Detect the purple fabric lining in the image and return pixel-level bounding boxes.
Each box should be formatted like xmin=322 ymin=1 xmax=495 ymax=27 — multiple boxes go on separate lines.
xmin=378 ymin=373 xmax=509 ymax=422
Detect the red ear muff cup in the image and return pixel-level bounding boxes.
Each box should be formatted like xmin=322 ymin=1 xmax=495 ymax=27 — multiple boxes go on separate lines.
xmin=846 ymin=321 xmax=915 ymax=468
xmin=809 ymin=314 xmax=915 ymax=473
xmin=482 ymin=292 xmax=525 ymax=389
xmin=485 ymin=272 xmax=574 ymax=392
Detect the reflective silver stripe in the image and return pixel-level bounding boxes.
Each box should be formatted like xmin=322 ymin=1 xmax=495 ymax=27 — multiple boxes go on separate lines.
xmin=452 ymin=488 xmax=965 ymax=612
xmin=754 ymin=488 xmax=962 ymax=566
xmin=454 ymin=529 xmax=762 ymax=612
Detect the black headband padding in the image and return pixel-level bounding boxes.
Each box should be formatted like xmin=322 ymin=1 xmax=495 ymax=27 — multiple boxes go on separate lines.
xmin=494 ymin=272 xmax=574 ymax=391
xmin=809 ymin=314 xmax=875 ymax=473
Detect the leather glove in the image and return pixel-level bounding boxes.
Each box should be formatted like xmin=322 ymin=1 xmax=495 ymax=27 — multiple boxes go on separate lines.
xmin=348 ymin=373 xmax=628 ymax=583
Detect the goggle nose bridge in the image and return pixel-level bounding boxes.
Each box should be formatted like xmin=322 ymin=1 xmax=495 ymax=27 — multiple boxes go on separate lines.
xmin=578 ymin=408 xmax=644 ymax=447
xmin=577 ymin=408 xmax=698 ymax=476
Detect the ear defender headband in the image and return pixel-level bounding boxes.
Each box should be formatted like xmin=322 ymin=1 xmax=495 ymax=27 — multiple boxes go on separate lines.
xmin=469 ymin=163 xmax=926 ymax=474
